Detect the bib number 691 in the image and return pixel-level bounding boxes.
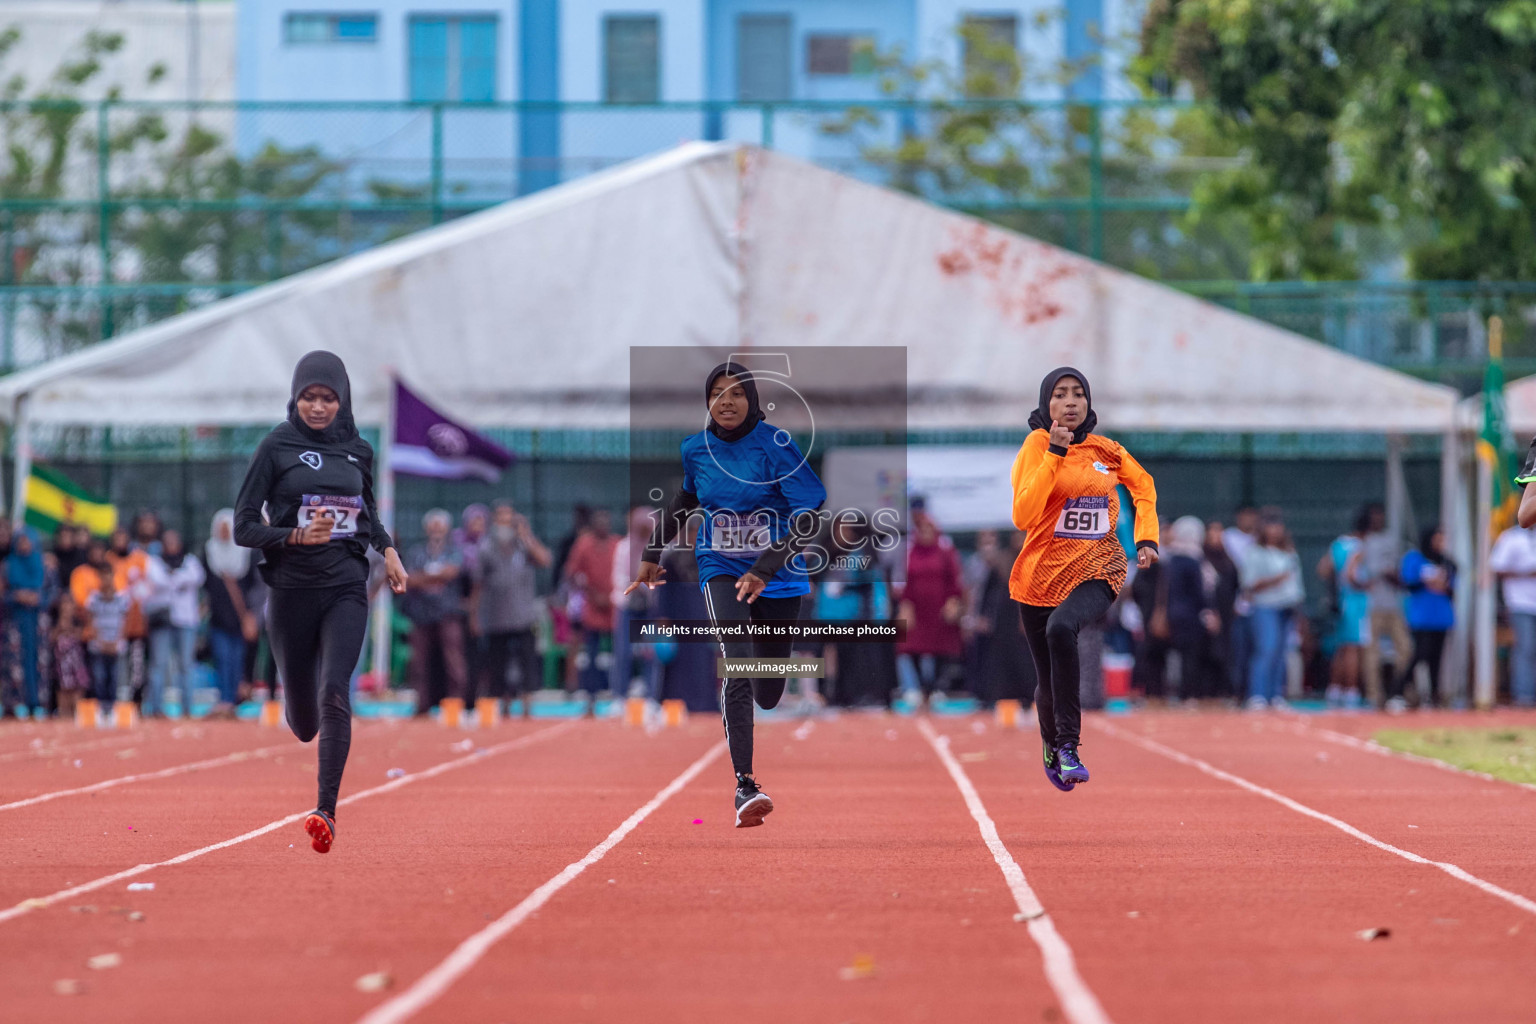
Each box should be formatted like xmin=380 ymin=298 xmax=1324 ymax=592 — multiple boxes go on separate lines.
xmin=1054 ymin=497 xmax=1110 ymax=540
xmin=1062 ymin=510 xmax=1097 ymax=531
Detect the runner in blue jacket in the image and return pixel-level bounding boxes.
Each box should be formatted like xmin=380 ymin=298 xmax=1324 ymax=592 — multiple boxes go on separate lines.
xmin=626 ymin=362 xmax=826 ymax=828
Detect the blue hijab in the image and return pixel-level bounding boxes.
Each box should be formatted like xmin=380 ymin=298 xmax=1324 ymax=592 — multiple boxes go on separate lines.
xmin=5 ymin=527 xmax=45 ymax=594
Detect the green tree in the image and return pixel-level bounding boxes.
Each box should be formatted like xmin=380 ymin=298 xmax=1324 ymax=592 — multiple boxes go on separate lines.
xmin=1138 ymin=0 xmax=1536 ymax=281
xmin=819 ymin=21 xmax=1253 ymax=279
xmin=0 ymin=26 xmax=371 ymax=358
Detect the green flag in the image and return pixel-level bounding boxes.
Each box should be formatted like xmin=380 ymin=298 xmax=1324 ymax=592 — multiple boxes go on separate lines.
xmin=1483 ymin=316 xmax=1520 ymax=535
xmin=24 ymin=463 xmax=117 ymax=537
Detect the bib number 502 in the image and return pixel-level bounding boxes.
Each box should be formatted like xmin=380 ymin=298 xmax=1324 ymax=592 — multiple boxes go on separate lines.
xmin=301 ymin=505 xmax=354 ymax=535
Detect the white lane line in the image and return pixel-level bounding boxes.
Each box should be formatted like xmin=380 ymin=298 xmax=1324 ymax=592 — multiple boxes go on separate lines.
xmin=0 ymin=733 xmax=141 ymax=764
xmin=1090 ymin=719 xmax=1536 ymax=917
xmin=0 ymin=743 xmax=292 ymax=812
xmin=1279 ymin=717 xmax=1536 ymax=795
xmin=0 ymin=721 xmax=578 ymax=925
xmin=355 ymin=739 xmax=728 ymax=1024
xmin=917 ymin=719 xmax=1114 ymax=1024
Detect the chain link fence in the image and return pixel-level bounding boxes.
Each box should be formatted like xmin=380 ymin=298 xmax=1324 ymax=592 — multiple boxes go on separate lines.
xmin=2 ymin=98 xmax=1528 ymax=389
xmin=3 ymin=423 xmax=1441 ymax=621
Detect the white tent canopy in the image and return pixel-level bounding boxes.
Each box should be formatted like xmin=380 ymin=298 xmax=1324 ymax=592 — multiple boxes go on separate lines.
xmin=0 ymin=141 xmax=1472 ymax=697
xmin=0 ymin=141 xmax=1457 ymax=434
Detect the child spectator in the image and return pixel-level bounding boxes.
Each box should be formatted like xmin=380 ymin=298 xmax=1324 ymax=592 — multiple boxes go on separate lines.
xmin=51 ymin=593 xmax=91 ymax=719
xmin=86 ymin=572 xmax=132 ymax=708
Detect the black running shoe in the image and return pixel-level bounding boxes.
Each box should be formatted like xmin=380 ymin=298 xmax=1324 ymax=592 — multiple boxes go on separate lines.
xmin=734 ymin=773 xmax=773 ymax=828
xmin=1056 ymin=743 xmax=1090 ymax=785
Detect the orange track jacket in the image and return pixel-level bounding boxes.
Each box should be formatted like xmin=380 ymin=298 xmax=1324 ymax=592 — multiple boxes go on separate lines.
xmin=1008 ymin=429 xmax=1159 ymax=607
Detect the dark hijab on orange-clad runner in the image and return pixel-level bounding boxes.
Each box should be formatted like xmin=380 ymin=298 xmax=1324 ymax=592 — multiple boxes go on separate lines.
xmin=1027 ymin=366 xmax=1098 ymax=444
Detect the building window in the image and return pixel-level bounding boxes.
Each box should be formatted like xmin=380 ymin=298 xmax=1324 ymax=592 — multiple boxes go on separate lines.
xmin=961 ymin=14 xmax=1018 ymax=95
xmin=604 ymin=15 xmax=660 ymax=103
xmin=806 ymin=34 xmax=875 ymax=76
xmin=285 ymin=12 xmax=379 ymax=44
xmin=737 ymin=13 xmax=791 ymax=102
xmin=409 ymin=16 xmax=497 ymax=102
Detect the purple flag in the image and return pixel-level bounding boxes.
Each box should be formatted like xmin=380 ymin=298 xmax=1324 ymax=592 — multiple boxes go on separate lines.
xmin=391 ymin=379 xmax=514 ymax=482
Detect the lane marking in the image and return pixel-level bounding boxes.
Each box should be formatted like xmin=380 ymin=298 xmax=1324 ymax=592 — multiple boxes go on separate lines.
xmin=355 ymin=739 xmax=728 ymax=1024
xmin=1090 ymin=719 xmax=1536 ymax=917
xmin=917 ymin=719 xmax=1114 ymax=1024
xmin=0 ymin=743 xmax=291 ymax=812
xmin=0 ymin=721 xmax=578 ymax=925
xmin=1279 ymin=717 xmax=1536 ymax=795
xmin=0 ymin=733 xmax=141 ymax=764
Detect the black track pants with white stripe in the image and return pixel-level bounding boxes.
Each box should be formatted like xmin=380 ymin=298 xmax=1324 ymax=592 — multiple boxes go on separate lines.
xmin=701 ymin=576 xmax=803 ymax=778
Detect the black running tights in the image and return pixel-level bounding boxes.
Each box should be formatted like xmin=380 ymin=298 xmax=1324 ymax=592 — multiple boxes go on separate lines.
xmin=702 ymin=576 xmax=802 ymax=778
xmin=267 ymin=583 xmax=369 ymax=817
xmin=1018 ymin=580 xmax=1115 ymax=750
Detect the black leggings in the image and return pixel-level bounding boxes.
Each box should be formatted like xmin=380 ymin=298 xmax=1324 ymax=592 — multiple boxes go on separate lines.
xmin=1393 ymin=628 xmax=1448 ymax=704
xmin=480 ymin=628 xmax=541 ymax=701
xmin=702 ymin=576 xmax=802 ymax=778
xmin=1018 ymin=580 xmax=1115 ymax=750
xmin=267 ymin=583 xmax=369 ymax=817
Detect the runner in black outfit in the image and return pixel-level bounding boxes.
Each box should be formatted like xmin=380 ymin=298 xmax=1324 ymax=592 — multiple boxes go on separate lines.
xmin=234 ymin=351 xmax=408 ymax=853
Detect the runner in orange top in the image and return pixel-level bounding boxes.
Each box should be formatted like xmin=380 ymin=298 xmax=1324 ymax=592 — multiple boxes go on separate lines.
xmin=1010 ymin=367 xmax=1159 ymax=790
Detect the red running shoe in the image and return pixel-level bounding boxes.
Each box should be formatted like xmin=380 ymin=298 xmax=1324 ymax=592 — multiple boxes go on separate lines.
xmin=304 ymin=810 xmax=336 ymax=854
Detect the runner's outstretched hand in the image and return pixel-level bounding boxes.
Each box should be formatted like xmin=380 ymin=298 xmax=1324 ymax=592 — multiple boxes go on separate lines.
xmin=385 ymin=548 xmax=409 ymax=593
xmin=624 ymin=561 xmax=667 ymax=596
xmin=1049 ymin=419 xmax=1073 ymax=449
xmin=736 ymin=572 xmax=766 ymax=604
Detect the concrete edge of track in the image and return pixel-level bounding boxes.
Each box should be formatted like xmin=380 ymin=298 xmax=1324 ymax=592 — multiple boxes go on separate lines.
xmin=1089 ymin=719 xmax=1536 ymax=918
xmin=1278 ymin=715 xmax=1536 ymax=795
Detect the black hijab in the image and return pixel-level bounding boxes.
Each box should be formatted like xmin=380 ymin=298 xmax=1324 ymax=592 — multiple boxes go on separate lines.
xmin=1027 ymin=366 xmax=1097 ymax=444
xmin=1420 ymin=526 xmax=1452 ymax=570
xmin=53 ymin=529 xmax=86 ymax=580
xmin=705 ymin=361 xmax=765 ymax=443
xmin=286 ymin=350 xmax=359 ymax=446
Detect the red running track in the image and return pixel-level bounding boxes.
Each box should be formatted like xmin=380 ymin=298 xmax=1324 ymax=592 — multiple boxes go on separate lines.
xmin=0 ymin=708 xmax=1534 ymax=1023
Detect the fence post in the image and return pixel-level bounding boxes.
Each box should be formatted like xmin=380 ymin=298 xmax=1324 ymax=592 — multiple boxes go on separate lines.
xmin=1088 ymin=103 xmax=1104 ymax=263
xmin=180 ymin=427 xmax=193 ymax=534
xmin=762 ymin=103 xmax=775 ymax=150
xmin=430 ymin=104 xmax=444 ymax=225
xmin=2 ymin=208 xmax=13 ymax=371
xmin=103 ymin=425 xmax=114 ymax=499
xmin=265 ymin=208 xmax=281 ymax=278
xmin=97 ymin=100 xmax=115 ymax=339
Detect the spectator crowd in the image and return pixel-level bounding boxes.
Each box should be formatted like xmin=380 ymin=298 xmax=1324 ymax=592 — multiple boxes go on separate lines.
xmin=4 ymin=489 xmax=1534 ymax=722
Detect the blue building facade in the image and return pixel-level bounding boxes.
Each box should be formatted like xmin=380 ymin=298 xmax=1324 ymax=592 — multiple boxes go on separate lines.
xmin=236 ymin=0 xmax=1143 ymax=195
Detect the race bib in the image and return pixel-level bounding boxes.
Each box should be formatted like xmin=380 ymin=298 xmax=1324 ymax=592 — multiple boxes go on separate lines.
xmin=709 ymin=511 xmax=771 ymax=555
xmin=1054 ymin=496 xmax=1110 ymax=540
xmin=300 ymin=495 xmax=362 ymax=539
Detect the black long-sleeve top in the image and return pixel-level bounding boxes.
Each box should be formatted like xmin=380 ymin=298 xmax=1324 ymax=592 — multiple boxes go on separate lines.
xmin=233 ymin=423 xmax=394 ymax=589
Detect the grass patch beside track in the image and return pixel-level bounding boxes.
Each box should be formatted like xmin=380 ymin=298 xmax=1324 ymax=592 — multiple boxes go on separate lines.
xmin=1374 ymin=727 xmax=1536 ymax=785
